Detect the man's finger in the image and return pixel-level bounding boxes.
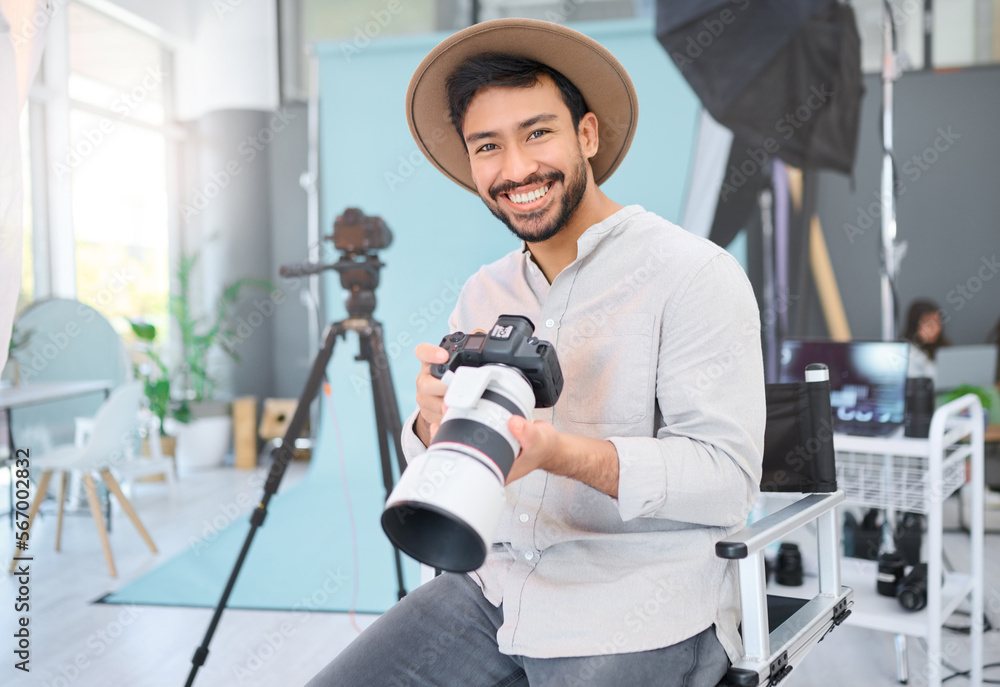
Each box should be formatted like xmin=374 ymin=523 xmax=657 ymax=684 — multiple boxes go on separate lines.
xmin=415 ymin=342 xmax=450 ymax=364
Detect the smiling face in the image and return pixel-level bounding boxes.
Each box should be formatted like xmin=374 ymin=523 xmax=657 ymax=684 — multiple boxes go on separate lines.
xmin=461 ymin=75 xmax=599 ymax=243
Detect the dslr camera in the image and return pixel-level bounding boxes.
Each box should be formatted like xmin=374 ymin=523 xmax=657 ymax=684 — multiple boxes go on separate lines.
xmin=877 ymin=553 xmax=930 ymax=611
xmin=382 ymin=315 xmax=563 ymax=572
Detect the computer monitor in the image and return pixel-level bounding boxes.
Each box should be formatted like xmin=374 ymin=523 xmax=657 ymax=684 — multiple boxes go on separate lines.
xmin=780 ymin=340 xmax=910 ymax=436
xmin=935 ymin=344 xmax=999 ymax=391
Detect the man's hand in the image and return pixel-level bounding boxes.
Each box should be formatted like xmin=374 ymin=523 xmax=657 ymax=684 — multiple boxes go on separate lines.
xmin=505 ymin=416 xmax=561 ymax=483
xmin=505 ymin=416 xmax=620 ymax=497
xmin=414 ymin=343 xmax=449 ymax=447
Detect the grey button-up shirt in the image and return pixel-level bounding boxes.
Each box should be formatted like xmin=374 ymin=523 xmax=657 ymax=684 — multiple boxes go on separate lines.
xmin=401 ymin=205 xmax=765 ymax=661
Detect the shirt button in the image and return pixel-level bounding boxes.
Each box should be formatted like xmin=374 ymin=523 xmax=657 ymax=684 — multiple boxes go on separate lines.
xmin=524 ymin=551 xmax=534 ymax=561
xmin=519 ymin=513 xmax=529 ymax=523
xmin=545 ymin=318 xmax=555 ymax=328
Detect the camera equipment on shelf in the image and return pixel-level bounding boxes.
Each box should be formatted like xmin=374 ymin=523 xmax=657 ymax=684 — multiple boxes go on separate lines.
xmin=877 ymin=552 xmax=930 ymax=611
xmin=381 ymin=315 xmax=563 ymax=573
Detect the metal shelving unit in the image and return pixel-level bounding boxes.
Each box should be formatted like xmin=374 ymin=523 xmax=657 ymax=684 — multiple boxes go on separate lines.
xmin=834 ymin=394 xmax=985 ymax=687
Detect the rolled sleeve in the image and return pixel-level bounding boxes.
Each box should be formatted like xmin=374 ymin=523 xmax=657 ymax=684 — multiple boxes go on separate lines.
xmin=400 ymin=407 xmax=427 ymax=464
xmin=612 ymin=253 xmax=765 ymax=526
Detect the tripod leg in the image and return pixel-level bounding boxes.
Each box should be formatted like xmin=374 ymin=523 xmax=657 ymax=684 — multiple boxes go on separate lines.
xmin=184 ymin=322 xmax=345 ymax=687
xmin=361 ymin=323 xmax=409 ymax=600
xmin=371 ymin=323 xmax=407 ymax=467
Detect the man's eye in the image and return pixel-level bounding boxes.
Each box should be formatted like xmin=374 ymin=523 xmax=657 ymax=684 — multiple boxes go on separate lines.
xmin=477 ymin=143 xmax=498 ymax=153
xmin=528 ymin=129 xmax=549 ymax=140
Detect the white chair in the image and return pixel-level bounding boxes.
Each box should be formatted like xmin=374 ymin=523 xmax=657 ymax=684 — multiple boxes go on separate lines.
xmin=8 ymin=381 xmax=158 ymax=577
xmin=75 ymin=406 xmax=176 ymax=499
xmin=714 ymin=364 xmax=852 ymax=687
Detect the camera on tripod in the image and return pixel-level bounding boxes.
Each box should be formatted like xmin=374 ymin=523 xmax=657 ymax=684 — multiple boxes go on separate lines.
xmin=381 ymin=315 xmax=563 ymax=573
xmin=331 ymin=207 xmax=393 ymax=254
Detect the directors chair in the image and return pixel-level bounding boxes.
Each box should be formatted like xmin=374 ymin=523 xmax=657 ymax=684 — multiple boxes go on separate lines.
xmin=715 ymin=364 xmax=853 ymax=687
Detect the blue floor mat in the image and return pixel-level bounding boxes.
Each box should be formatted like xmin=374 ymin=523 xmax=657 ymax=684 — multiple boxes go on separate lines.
xmin=98 ymin=469 xmax=419 ymax=613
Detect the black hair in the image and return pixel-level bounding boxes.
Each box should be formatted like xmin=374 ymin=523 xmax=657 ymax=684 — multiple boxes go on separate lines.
xmin=445 ymin=53 xmax=589 ymax=147
xmin=902 ymin=298 xmax=950 ymax=360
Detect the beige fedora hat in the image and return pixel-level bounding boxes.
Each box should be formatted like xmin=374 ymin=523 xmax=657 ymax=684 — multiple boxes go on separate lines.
xmin=405 ymin=18 xmax=639 ymax=194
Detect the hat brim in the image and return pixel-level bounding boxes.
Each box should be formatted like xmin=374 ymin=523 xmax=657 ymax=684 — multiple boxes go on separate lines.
xmin=406 ymin=19 xmax=639 ymax=194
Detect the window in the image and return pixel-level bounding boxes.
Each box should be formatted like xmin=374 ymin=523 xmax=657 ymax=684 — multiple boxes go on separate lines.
xmin=66 ymin=2 xmax=174 ymax=339
xmin=18 ymin=107 xmax=33 ymax=312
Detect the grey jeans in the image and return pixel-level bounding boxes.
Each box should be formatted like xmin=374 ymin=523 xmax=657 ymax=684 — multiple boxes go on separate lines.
xmin=305 ymin=572 xmax=729 ymax=687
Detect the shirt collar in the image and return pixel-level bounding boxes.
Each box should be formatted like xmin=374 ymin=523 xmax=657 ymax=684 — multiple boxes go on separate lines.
xmin=519 ymin=204 xmax=644 ymax=255
xmin=575 ymin=205 xmax=644 ymax=260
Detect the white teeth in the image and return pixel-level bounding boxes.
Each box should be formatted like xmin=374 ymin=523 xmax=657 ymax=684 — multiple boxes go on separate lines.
xmin=509 ymin=184 xmax=550 ymax=205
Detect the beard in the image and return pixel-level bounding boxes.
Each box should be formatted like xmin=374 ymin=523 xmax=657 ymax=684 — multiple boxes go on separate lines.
xmin=482 ymin=153 xmax=589 ymax=244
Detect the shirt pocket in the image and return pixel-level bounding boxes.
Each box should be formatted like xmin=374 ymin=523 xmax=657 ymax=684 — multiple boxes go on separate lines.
xmin=563 ymin=313 xmax=654 ymax=425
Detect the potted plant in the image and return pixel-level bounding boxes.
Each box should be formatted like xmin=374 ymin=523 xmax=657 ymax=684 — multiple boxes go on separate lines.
xmin=942 ymin=384 xmax=995 ymax=427
xmin=128 ymin=320 xmax=177 ymax=460
xmin=132 ymin=251 xmax=273 ymax=471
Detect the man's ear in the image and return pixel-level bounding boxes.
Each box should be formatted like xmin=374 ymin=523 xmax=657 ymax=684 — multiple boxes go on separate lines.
xmin=578 ymin=111 xmax=600 ymax=159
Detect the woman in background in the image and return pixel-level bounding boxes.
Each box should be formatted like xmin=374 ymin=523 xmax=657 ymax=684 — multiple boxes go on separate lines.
xmin=902 ymin=299 xmax=950 ymax=379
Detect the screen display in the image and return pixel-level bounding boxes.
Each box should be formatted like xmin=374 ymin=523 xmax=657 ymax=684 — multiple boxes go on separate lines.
xmin=780 ymin=340 xmax=910 ymax=429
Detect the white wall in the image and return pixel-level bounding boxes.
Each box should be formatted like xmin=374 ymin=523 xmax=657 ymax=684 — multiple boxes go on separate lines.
xmin=174 ymin=0 xmax=280 ymax=120
xmin=96 ymin=0 xmax=280 ymax=120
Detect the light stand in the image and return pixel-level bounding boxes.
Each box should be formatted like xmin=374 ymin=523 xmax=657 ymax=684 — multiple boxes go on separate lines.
xmin=184 ymin=209 xmax=408 ymax=687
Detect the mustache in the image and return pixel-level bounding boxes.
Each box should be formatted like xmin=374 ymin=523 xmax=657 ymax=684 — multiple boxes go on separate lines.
xmin=489 ymin=171 xmax=563 ymax=200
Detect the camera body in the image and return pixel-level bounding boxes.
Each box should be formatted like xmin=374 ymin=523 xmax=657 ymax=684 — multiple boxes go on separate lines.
xmin=332 ymin=207 xmax=393 ymax=253
xmin=877 ymin=553 xmax=929 ymax=611
xmin=431 ymin=315 xmax=563 ymax=408
xmin=896 ymin=563 xmax=929 ymax=611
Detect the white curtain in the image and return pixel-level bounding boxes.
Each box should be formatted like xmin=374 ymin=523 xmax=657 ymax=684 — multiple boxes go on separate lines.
xmin=0 ymin=0 xmax=49 ymax=372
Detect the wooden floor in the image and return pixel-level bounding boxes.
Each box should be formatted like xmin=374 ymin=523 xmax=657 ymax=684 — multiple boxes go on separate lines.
xmin=1 ymin=463 xmax=998 ymax=687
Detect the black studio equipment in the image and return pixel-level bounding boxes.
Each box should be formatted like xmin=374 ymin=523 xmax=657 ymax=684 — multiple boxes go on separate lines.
xmin=843 ymin=508 xmax=882 ymax=561
xmin=877 ymin=556 xmax=930 ymax=612
xmin=904 ymin=377 xmax=935 ymax=438
xmin=876 ymin=551 xmax=906 ymax=597
xmin=776 ymin=542 xmax=804 ymax=587
xmin=184 ymin=208 xmax=408 ymax=687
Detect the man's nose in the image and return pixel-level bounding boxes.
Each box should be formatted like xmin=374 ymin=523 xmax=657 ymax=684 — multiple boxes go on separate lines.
xmin=500 ymin=144 xmax=539 ymax=188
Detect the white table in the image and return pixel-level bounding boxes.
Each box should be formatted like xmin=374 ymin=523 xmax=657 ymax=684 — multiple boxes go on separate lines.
xmin=1 ymin=380 xmax=114 ymax=525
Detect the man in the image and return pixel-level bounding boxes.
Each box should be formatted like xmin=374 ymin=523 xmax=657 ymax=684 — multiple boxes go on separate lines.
xmin=308 ymin=18 xmax=764 ymax=687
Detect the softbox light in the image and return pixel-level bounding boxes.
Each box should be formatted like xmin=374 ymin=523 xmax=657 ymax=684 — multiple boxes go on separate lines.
xmin=656 ymin=0 xmax=863 ymax=175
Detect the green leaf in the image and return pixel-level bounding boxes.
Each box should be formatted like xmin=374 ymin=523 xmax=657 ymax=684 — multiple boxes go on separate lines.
xmin=128 ymin=319 xmax=158 ymax=341
xmin=943 ymin=384 xmax=994 ymax=413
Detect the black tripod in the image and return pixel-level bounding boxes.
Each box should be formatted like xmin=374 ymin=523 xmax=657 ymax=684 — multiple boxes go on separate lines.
xmin=185 ymin=210 xmax=408 ymax=686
